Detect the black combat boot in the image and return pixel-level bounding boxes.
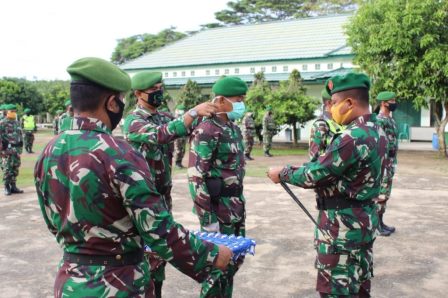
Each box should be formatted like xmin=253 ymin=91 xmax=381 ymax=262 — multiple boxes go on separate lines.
xmin=245 ymin=153 xmax=254 ymax=160
xmin=10 ymin=183 xmax=23 ymax=194
xmin=175 ymin=162 xmax=184 ymax=169
xmin=264 ymin=151 xmax=273 ymax=157
xmin=154 ymin=281 xmax=163 ymax=298
xmin=4 ymin=183 xmax=11 ymax=196
xmin=381 ymin=215 xmax=396 ymax=233
xmin=378 ymin=214 xmax=392 ymax=236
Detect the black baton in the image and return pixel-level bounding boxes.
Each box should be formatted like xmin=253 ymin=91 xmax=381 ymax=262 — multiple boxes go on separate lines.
xmin=280 ymin=181 xmax=333 ymax=242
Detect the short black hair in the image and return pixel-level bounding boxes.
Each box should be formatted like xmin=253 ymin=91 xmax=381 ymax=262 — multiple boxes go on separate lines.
xmin=70 ymin=81 xmax=117 ymax=112
xmin=336 ymin=88 xmax=370 ymax=106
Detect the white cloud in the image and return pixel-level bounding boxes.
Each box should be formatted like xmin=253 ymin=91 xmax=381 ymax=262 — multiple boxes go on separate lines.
xmin=0 ymin=0 xmax=228 ymax=80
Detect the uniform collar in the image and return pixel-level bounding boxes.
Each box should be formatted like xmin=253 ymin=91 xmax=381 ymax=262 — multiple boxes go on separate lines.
xmin=348 ymin=113 xmax=374 ymax=128
xmin=136 ymin=104 xmax=158 ymax=118
xmin=69 ymin=117 xmax=111 ymax=134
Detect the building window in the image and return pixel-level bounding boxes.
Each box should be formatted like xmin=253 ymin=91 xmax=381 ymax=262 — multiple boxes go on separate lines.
xmin=164 ymin=72 xmax=169 ymax=78
xmin=283 ymin=66 xmax=288 ymax=72
xmin=206 ymin=70 xmax=210 ymax=76
xmin=234 ymin=68 xmax=240 ymax=74
xmin=315 ymin=64 xmax=321 ymax=70
xmin=250 ymin=67 xmax=255 ymax=74
xmin=215 ymin=69 xmax=220 ymax=75
xmin=181 ymin=71 xmax=186 ymax=77
xmin=190 ymin=70 xmax=195 ymax=76
xmin=272 ymin=66 xmax=277 ymax=72
xmin=260 ymin=66 xmax=266 ymax=72
xmin=225 ymin=69 xmax=230 ymax=74
xmin=302 ymin=64 xmax=308 ymax=71
xmin=173 ymin=72 xmax=177 ymax=77
xmin=327 ymin=63 xmax=333 ymax=70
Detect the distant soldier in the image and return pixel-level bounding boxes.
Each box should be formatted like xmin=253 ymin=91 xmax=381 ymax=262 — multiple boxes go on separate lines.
xmin=0 ymin=104 xmax=24 ymax=195
xmin=58 ymin=99 xmax=73 ymax=133
xmin=309 ymin=89 xmax=343 ymax=160
xmin=22 ymin=108 xmax=37 ymax=153
xmin=123 ymin=71 xmax=218 ymax=297
xmin=188 ymin=76 xmax=248 ymax=297
xmin=34 ymin=57 xmax=231 ymax=298
xmin=0 ymin=105 xmax=6 ymax=121
xmin=173 ymin=104 xmax=187 ymax=168
xmin=375 ymin=91 xmax=399 ymax=236
xmin=242 ymin=109 xmax=256 ymax=160
xmin=52 ymin=110 xmax=63 ymax=135
xmin=263 ymin=105 xmax=276 ymax=157
xmin=268 ymin=73 xmax=388 ymax=297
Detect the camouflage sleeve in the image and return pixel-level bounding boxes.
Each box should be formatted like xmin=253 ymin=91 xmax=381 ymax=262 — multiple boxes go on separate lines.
xmin=308 ymin=119 xmax=329 ymax=160
xmin=280 ymin=134 xmax=358 ymax=188
xmin=117 ymin=149 xmax=219 ymax=282
xmin=188 ymin=121 xmax=220 ymax=226
xmin=125 ymin=115 xmax=188 ymax=145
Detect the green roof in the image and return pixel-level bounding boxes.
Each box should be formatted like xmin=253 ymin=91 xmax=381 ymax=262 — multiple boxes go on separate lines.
xmin=121 ymin=15 xmax=352 ymax=70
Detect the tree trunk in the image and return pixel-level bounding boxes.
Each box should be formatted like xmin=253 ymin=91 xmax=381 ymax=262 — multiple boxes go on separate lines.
xmin=292 ymin=121 xmax=298 ymax=145
xmin=436 ymin=102 xmax=448 ymax=158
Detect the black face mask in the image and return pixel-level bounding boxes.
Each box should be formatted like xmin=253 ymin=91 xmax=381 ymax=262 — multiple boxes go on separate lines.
xmin=143 ymin=89 xmax=164 ymax=108
xmin=106 ymin=96 xmax=125 ymax=131
xmin=387 ymin=103 xmax=398 ymax=112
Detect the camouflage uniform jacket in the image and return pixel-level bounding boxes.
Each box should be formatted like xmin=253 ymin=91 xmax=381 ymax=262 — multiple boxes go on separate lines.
xmin=262 ymin=113 xmax=276 ymax=135
xmin=309 ymin=115 xmax=343 ymax=160
xmin=188 ymin=116 xmax=246 ymax=227
xmin=0 ymin=118 xmax=23 ymax=153
xmin=280 ymin=114 xmax=387 ymax=253
xmin=241 ymin=114 xmax=256 ymax=137
xmin=58 ymin=112 xmax=73 ymax=134
xmin=376 ymin=113 xmax=399 ymax=162
xmin=34 ymin=117 xmax=219 ymax=296
xmin=123 ymin=105 xmax=184 ymax=208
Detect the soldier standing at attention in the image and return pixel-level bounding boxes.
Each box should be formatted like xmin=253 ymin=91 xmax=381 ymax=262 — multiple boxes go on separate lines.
xmin=173 ymin=104 xmax=187 ymax=168
xmin=0 ymin=104 xmax=24 ymax=195
xmin=375 ymin=91 xmax=399 ymax=236
xmin=309 ymin=89 xmax=343 ymax=160
xmin=242 ymin=109 xmax=256 ymax=160
xmin=263 ymin=105 xmax=276 ymax=157
xmin=268 ymin=73 xmax=388 ymax=298
xmin=58 ymin=99 xmax=73 ymax=133
xmin=52 ymin=110 xmax=63 ymax=135
xmin=123 ymin=71 xmax=218 ymax=297
xmin=34 ymin=57 xmax=232 ymax=298
xmin=22 ymin=108 xmax=37 ymax=153
xmin=188 ymin=76 xmax=247 ymax=298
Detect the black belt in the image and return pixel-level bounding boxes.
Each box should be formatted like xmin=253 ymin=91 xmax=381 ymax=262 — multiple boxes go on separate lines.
xmin=63 ymin=250 xmax=144 ymax=266
xmin=317 ymin=196 xmax=373 ymax=210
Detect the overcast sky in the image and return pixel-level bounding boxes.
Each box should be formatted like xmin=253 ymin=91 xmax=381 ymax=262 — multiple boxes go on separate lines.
xmin=0 ymin=0 xmax=229 ymax=80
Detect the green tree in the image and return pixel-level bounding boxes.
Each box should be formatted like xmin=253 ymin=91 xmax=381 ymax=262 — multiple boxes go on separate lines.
xmin=346 ymin=0 xmax=448 ymax=157
xmin=111 ymin=28 xmax=187 ymax=65
xmin=0 ymin=78 xmax=44 ymax=114
xmin=211 ymin=0 xmax=357 ymax=25
xmin=269 ymin=69 xmax=318 ymax=144
xmin=178 ymin=79 xmax=203 ymax=109
xmin=32 ymin=80 xmax=70 ymax=115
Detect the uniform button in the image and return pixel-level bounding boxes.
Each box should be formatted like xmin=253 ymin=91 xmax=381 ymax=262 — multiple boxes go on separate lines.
xmin=115 ymin=254 xmax=122 ymax=260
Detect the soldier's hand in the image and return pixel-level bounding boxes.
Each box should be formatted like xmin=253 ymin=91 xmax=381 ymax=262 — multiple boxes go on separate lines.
xmin=193 ymin=102 xmax=218 ymax=118
xmin=214 ymin=245 xmax=233 ymax=271
xmin=267 ymin=167 xmax=283 ymax=184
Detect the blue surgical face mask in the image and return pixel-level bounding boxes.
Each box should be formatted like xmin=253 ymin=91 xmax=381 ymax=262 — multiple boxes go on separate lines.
xmin=225 ymin=97 xmax=245 ymax=120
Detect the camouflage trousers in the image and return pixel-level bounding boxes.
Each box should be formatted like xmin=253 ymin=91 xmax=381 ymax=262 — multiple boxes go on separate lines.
xmin=243 ymin=135 xmax=254 ymax=156
xmin=24 ymin=131 xmax=35 ymax=150
xmin=200 ymin=221 xmax=246 ymax=298
xmin=378 ymin=158 xmax=396 ymax=215
xmin=263 ymin=133 xmax=273 ymax=152
xmin=174 ymin=137 xmax=187 ymax=165
xmin=2 ymin=150 xmax=21 ymax=184
xmin=54 ymin=259 xmax=153 ymax=298
xmin=315 ymin=243 xmax=374 ymax=297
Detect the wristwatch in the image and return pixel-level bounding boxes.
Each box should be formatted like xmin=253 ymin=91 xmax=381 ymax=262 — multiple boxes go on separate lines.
xmin=188 ymin=109 xmax=198 ymax=119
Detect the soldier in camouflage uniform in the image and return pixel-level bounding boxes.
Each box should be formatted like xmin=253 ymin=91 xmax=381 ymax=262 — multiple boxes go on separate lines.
xmin=34 ymin=57 xmax=232 ymax=298
xmin=268 ymin=73 xmax=388 ymax=297
xmin=309 ymin=89 xmax=343 ymax=160
xmin=173 ymin=104 xmax=187 ymax=168
xmin=242 ymin=109 xmax=256 ymax=160
xmin=52 ymin=110 xmax=63 ymax=135
xmin=58 ymin=99 xmax=73 ymax=133
xmin=188 ymin=76 xmax=248 ymax=298
xmin=262 ymin=106 xmax=276 ymax=157
xmin=22 ymin=108 xmax=37 ymax=153
xmin=375 ymin=91 xmax=399 ymax=236
xmin=0 ymin=105 xmax=6 ymax=121
xmin=0 ymin=104 xmax=24 ymax=195
xmin=123 ymin=71 xmax=218 ymax=297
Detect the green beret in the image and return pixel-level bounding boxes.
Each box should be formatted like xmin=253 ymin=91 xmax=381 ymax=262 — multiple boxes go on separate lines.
xmin=321 ymin=89 xmax=331 ymax=100
xmin=131 ymin=71 xmax=162 ymax=91
xmin=56 ymin=110 xmax=63 ymax=114
xmin=7 ymin=104 xmax=17 ymax=110
xmin=377 ymin=91 xmax=396 ymax=101
xmin=64 ymin=99 xmax=72 ymax=107
xmin=325 ymin=72 xmax=370 ymax=95
xmin=212 ymin=76 xmax=248 ymax=97
xmin=266 ymin=105 xmax=272 ymax=111
xmin=24 ymin=108 xmax=31 ymax=113
xmin=67 ymin=57 xmax=131 ymax=92
xmin=0 ymin=105 xmax=4 ymax=110
xmin=176 ymin=104 xmax=185 ymax=110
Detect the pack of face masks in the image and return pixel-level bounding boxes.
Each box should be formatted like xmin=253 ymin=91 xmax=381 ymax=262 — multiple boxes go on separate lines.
xmin=144 ymin=231 xmax=256 ymax=262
